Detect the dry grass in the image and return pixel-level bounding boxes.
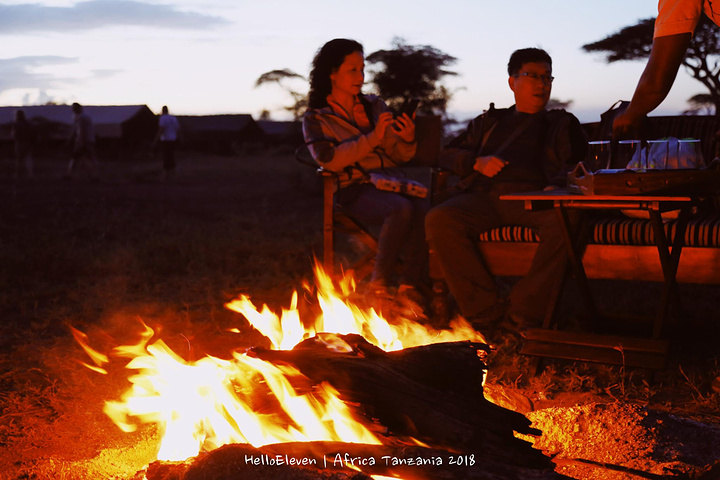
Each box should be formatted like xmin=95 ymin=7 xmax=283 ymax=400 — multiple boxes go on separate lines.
xmin=0 ymin=150 xmax=324 ymax=478
xmin=0 ymin=149 xmax=718 ymax=479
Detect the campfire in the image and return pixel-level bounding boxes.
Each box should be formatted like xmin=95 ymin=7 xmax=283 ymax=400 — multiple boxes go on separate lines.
xmin=73 ymin=264 xmax=563 ymax=479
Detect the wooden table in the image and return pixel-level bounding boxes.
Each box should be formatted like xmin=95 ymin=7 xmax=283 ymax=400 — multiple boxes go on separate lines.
xmin=500 ymin=189 xmax=697 ymax=369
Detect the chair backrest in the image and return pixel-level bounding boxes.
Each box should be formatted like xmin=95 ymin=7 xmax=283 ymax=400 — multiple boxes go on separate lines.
xmin=585 ymin=108 xmax=720 ymax=163
xmin=645 ymin=115 xmax=720 ymax=162
xmin=409 ymin=115 xmax=443 ymax=168
xmin=295 ymin=142 xmax=316 ymax=169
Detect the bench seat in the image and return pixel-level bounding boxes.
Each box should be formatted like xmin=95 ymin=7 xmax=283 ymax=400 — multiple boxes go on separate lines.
xmin=477 ymin=214 xmax=720 ymax=284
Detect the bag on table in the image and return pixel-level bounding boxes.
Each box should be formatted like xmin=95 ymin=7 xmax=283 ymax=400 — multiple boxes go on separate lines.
xmin=626 ymin=137 xmax=705 ymax=170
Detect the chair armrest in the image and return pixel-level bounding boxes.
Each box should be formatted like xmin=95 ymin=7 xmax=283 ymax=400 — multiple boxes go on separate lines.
xmin=295 ymin=144 xmax=317 ymax=168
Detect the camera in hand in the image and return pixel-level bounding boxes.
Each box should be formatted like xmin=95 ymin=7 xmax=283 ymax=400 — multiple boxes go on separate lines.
xmin=395 ymin=98 xmax=420 ymax=118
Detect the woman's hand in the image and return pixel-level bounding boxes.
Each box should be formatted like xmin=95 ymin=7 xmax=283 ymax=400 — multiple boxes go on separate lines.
xmin=473 ymin=156 xmax=507 ymax=177
xmin=374 ymin=112 xmax=395 ymax=141
xmin=392 ymin=113 xmax=416 ymax=142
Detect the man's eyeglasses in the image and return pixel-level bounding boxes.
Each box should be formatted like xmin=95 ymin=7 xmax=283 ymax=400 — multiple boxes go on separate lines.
xmin=514 ymin=72 xmax=554 ymax=83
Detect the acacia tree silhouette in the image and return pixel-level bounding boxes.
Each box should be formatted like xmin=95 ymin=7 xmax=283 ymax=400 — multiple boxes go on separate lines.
xmin=365 ymin=37 xmax=457 ymax=116
xmin=255 ymin=38 xmax=458 ymax=119
xmin=254 ymin=69 xmax=308 ymax=121
xmin=583 ymin=16 xmax=720 ymax=115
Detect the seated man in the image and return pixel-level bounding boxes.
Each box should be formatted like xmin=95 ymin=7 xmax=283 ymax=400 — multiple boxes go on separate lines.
xmin=425 ymin=47 xmax=587 ymax=333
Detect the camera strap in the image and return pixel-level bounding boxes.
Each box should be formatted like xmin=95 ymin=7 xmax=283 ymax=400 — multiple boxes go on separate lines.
xmin=454 ymin=108 xmax=539 ymax=192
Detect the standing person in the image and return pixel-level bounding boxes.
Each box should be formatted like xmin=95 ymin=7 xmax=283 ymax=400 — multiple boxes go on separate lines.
xmin=11 ymin=109 xmax=34 ymax=179
xmin=302 ymin=38 xmax=427 ymax=305
xmin=155 ymin=105 xmax=180 ymax=180
xmin=66 ymin=102 xmax=98 ymax=180
xmin=614 ymin=0 xmax=719 ymax=138
xmin=425 ymin=48 xmax=587 ymax=334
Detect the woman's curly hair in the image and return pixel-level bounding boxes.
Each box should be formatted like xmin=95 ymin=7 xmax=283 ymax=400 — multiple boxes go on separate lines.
xmin=307 ymin=38 xmax=364 ymax=109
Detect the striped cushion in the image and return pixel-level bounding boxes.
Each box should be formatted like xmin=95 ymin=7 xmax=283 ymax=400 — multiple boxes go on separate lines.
xmin=477 ymin=214 xmax=720 ymax=247
xmin=592 ymin=214 xmax=720 ymax=247
xmin=478 ymin=225 xmax=539 ymax=242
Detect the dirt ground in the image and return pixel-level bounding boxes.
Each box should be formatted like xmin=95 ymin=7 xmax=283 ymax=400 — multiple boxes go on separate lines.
xmin=1 ymin=151 xmax=719 ymax=480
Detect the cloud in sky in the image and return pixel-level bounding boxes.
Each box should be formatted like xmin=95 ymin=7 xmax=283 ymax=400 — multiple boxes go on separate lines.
xmin=0 ymin=1 xmax=231 ymax=34
xmin=0 ymin=56 xmax=80 ymax=91
xmin=0 ymin=56 xmax=122 ymax=96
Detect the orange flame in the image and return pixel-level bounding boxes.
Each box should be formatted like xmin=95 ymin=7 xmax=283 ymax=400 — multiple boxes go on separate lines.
xmin=74 ymin=263 xmax=484 ymax=464
xmin=226 ymin=264 xmax=485 ymax=352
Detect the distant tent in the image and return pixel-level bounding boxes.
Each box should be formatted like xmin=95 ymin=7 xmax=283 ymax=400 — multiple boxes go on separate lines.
xmin=256 ymin=120 xmax=303 ymax=146
xmin=177 ymin=114 xmax=263 ymax=154
xmin=0 ymin=104 xmax=157 ymax=158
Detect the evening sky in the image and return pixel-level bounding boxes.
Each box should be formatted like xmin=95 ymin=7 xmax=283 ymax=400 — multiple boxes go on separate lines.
xmin=0 ymin=0 xmax=702 ymax=123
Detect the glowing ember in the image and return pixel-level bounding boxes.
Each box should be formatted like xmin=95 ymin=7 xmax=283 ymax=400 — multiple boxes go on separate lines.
xmin=74 ymin=263 xmax=485 ymax=464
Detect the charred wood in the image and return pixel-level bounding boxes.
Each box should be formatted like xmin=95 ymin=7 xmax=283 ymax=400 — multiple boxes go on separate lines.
xmin=248 ymin=335 xmax=549 ymax=470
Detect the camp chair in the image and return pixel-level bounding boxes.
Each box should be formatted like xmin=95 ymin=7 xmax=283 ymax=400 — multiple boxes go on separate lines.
xmin=297 ymin=115 xmax=443 ymax=279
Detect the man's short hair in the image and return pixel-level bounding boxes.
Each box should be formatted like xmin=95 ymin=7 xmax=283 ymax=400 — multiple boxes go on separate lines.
xmin=507 ymin=48 xmax=552 ymax=76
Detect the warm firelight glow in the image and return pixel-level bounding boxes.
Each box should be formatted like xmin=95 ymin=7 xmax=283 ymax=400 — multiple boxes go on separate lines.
xmin=226 ymin=264 xmax=485 ymax=352
xmin=74 ymin=263 xmax=485 ymax=465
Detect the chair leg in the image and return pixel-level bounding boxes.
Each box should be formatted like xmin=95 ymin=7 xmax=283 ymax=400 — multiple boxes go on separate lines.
xmin=322 ymin=173 xmax=335 ymax=276
xmin=320 ymin=170 xmax=380 ymax=281
xmin=540 ymin=266 xmax=568 ymax=329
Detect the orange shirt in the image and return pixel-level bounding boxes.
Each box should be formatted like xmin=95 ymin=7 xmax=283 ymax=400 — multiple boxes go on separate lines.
xmin=655 ymin=0 xmax=718 ymax=37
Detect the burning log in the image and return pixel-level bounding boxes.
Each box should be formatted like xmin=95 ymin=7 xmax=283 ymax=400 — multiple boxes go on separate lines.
xmin=251 ymin=336 xmax=538 ymax=447
xmin=243 ymin=334 xmax=557 ymax=474
xmin=75 ymin=266 xmax=569 ymax=479
xmin=141 ymin=335 xmax=570 ymax=479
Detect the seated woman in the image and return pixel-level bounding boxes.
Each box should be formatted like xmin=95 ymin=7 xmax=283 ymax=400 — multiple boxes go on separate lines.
xmin=302 ymin=38 xmax=427 ymax=303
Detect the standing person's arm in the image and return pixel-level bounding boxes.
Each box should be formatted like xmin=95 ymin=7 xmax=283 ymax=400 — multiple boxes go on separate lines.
xmin=613 ymin=33 xmax=692 ymax=138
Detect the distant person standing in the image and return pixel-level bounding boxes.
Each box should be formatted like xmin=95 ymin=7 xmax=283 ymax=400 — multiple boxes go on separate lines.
xmin=66 ymin=102 xmax=98 ymax=180
xmin=155 ymin=105 xmax=180 ymax=180
xmin=11 ymin=109 xmax=34 ymax=179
